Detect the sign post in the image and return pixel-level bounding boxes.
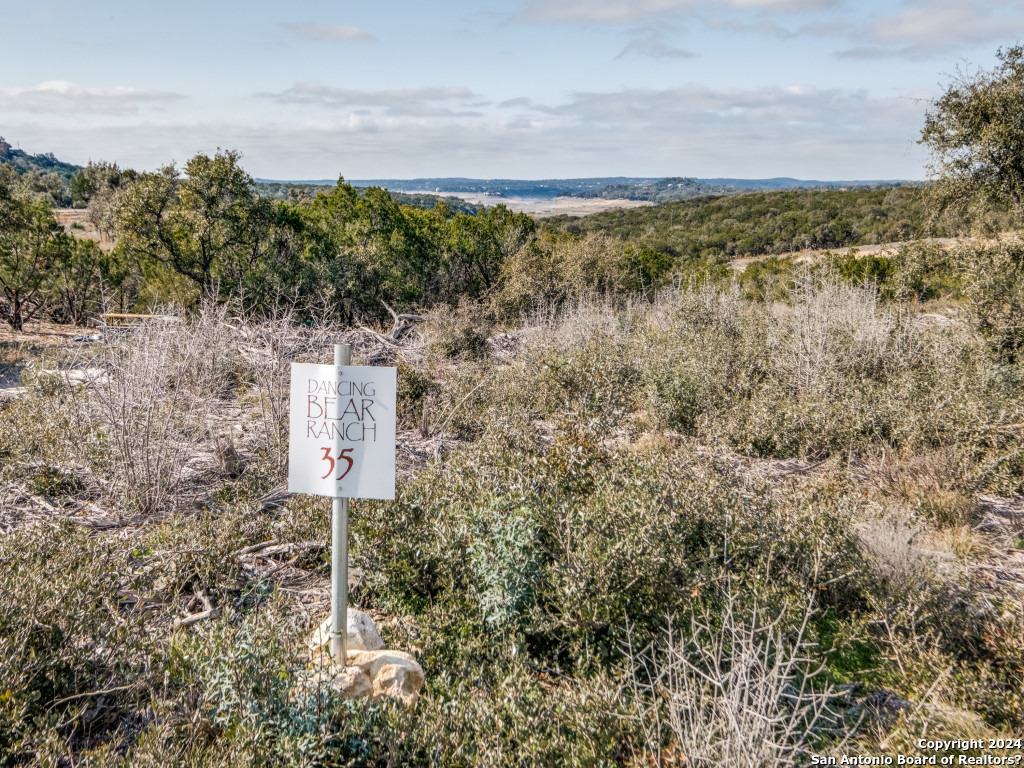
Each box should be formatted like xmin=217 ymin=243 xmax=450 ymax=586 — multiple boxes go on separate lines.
xmin=331 ymin=343 xmax=351 ymax=668
xmin=288 ymin=344 xmax=397 ymax=669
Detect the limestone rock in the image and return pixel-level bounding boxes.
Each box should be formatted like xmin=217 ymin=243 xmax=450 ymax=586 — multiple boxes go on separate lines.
xmin=333 ymin=666 xmax=373 ymax=700
xmin=302 ymin=611 xmax=423 ymax=706
xmin=306 ymin=608 xmax=384 ymax=655
xmin=347 ymin=609 xmax=384 ymax=651
xmin=346 ymin=649 xmax=425 ymax=706
xmin=296 ymin=666 xmax=372 ymax=701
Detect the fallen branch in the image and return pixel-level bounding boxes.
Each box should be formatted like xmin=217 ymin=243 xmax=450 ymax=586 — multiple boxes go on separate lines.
xmin=48 ymin=684 xmax=137 ymax=709
xmin=81 ymin=515 xmax=160 ymax=530
xmin=173 ymin=608 xmax=218 ymax=629
xmin=257 ymin=486 xmax=292 ymax=513
xmin=27 ymin=494 xmax=59 ymax=513
xmin=234 ymin=539 xmax=278 ymax=556
xmin=235 ymin=540 xmax=326 ymax=559
xmin=358 ymin=326 xmax=404 ymax=348
xmin=255 ymin=541 xmax=326 ymax=558
xmin=379 ymin=299 xmax=425 ymax=340
xmin=174 ymin=589 xmax=219 ymax=628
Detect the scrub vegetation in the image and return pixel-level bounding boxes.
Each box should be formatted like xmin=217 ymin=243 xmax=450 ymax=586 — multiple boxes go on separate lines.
xmin=3 ymin=254 xmax=1024 ymax=765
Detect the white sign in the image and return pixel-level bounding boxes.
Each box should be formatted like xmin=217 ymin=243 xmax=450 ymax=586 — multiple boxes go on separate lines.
xmin=288 ymin=363 xmax=397 ymax=499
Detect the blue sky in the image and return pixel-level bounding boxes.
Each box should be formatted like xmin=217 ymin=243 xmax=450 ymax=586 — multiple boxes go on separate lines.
xmin=2 ymin=0 xmax=1021 ymax=180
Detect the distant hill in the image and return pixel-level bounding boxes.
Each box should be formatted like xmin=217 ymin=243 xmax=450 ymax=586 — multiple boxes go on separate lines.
xmin=696 ymin=177 xmax=909 ymax=189
xmin=0 ymin=137 xmax=80 ymax=181
xmin=259 ymin=175 xmax=913 ymax=203
xmin=256 ymin=177 xmax=656 ymax=199
xmin=575 ymin=177 xmax=914 ymax=204
xmin=538 ymin=185 xmax=967 ymax=261
xmin=0 ymin=136 xmax=915 ymax=214
xmin=251 ymin=180 xmax=482 ymax=215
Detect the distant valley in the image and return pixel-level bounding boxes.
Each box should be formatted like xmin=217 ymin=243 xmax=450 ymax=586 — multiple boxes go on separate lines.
xmin=258 ymin=175 xmax=913 ymax=208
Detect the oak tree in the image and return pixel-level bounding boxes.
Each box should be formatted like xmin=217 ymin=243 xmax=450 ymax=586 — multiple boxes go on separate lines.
xmin=921 ymin=46 xmax=1024 ymax=217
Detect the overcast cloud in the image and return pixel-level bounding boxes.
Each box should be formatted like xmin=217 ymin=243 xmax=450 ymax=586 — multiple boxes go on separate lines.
xmin=0 ymin=81 xmax=181 ymax=116
xmin=616 ymin=34 xmax=695 ymax=59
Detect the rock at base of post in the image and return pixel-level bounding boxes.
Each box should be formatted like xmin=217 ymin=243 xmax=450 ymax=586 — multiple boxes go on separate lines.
xmin=306 ymin=607 xmax=384 ymax=654
xmin=302 ymin=609 xmax=424 ymax=706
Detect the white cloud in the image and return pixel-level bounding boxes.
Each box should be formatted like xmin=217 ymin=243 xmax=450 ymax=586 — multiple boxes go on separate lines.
xmin=258 ymin=83 xmax=481 ymax=116
xmin=0 ymin=81 xmax=180 ymax=115
xmin=533 ymin=83 xmax=877 ymax=124
xmin=835 ymin=0 xmax=1024 ymax=58
xmin=616 ymin=34 xmax=694 ymax=59
xmin=281 ymin=22 xmax=376 ymax=43
xmin=4 ymin=82 xmax=928 ymax=180
xmin=514 ymin=0 xmax=836 ymax=25
xmin=513 ymin=0 xmax=1024 ymax=59
xmin=5 ymin=95 xmax=927 ymax=179
xmin=704 ymin=15 xmax=795 ymax=37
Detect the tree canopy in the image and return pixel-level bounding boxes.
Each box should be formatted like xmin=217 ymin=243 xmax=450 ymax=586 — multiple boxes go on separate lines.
xmin=114 ymin=150 xmax=275 ymax=299
xmin=920 ymin=46 xmax=1024 ymax=218
xmin=0 ymin=174 xmax=72 ymax=329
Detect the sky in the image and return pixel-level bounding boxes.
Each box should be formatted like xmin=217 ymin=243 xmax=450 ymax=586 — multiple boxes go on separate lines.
xmin=1 ymin=0 xmax=1022 ymax=181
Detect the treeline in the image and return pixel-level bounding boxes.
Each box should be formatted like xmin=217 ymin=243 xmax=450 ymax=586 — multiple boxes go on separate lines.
xmin=543 ymin=185 xmax=1014 ymax=260
xmin=0 ymin=162 xmax=109 ymax=328
xmin=0 ymin=150 xmax=539 ymax=330
xmin=251 ymin=180 xmax=482 ymax=215
xmin=575 ymin=177 xmax=748 ymax=203
xmin=0 ymin=137 xmax=487 ymax=215
xmin=5 ymin=141 xmax=1021 ymax=333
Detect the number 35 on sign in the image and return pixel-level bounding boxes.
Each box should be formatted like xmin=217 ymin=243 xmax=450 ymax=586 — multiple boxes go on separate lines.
xmin=288 ymin=362 xmax=397 ymax=500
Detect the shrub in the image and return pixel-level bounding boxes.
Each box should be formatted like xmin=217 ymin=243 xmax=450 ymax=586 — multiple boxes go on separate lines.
xmin=626 ymin=589 xmax=840 ymax=768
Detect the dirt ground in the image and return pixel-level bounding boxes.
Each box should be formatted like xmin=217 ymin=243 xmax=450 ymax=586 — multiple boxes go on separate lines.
xmin=0 ymin=319 xmax=94 ymax=347
xmin=54 ymin=208 xmax=115 ymax=251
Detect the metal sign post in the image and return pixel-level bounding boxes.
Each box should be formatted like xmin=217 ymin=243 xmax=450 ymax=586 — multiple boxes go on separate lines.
xmin=287 ymin=343 xmax=397 ymax=670
xmin=331 ymin=343 xmax=350 ymax=668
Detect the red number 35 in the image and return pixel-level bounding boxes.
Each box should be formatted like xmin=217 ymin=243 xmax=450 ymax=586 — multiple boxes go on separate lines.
xmin=320 ymin=447 xmax=354 ymax=480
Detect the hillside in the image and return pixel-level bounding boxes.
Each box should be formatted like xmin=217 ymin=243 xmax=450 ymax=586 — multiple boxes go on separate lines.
xmin=540 ymin=184 xmax=1013 ymax=261
xmin=573 ymin=176 xmax=909 ymax=204
xmin=0 ymin=137 xmax=81 ymax=207
xmin=0 ymin=137 xmax=79 ymax=181
xmin=263 ymin=175 xmax=910 ymax=203
xmin=4 ymin=257 xmax=1024 ymax=762
xmin=263 ymin=176 xmax=657 ymax=198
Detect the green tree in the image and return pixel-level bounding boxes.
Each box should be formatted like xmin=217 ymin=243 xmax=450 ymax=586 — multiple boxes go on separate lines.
xmin=298 ymin=180 xmax=444 ymax=321
xmin=0 ymin=181 xmax=69 ymax=330
xmin=50 ymin=238 xmax=109 ymax=326
xmin=114 ymin=150 xmax=273 ymax=299
xmin=442 ymin=204 xmax=534 ymax=302
xmin=920 ymin=46 xmax=1024 ymax=218
xmin=71 ymin=161 xmax=136 ymax=240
